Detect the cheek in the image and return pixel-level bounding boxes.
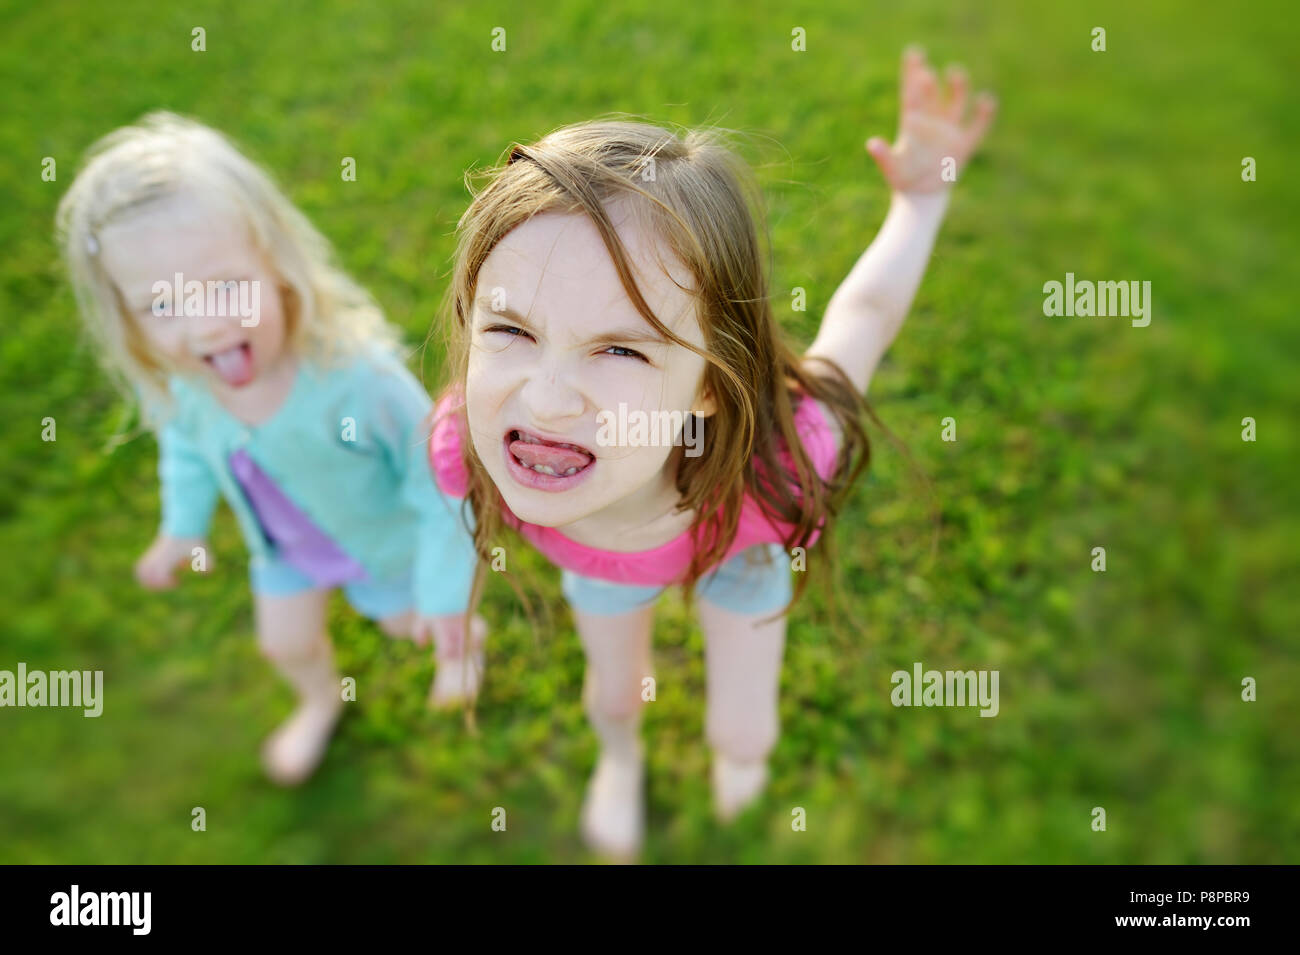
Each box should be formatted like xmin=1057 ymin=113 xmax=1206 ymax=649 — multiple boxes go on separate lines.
xmin=466 ymin=337 xmax=533 ymax=404
xmin=608 ymin=366 xmax=702 ymax=422
xmin=465 ymin=349 xmax=500 ymax=404
xmin=134 ymin=318 xmax=188 ymax=360
xmin=471 ymin=336 xmax=526 ymax=371
xmin=465 ymin=402 xmax=510 ymax=480
xmin=464 ymin=358 xmax=509 ymax=454
xmin=584 ymin=360 xmax=669 ymax=412
xmin=251 ymin=291 xmax=287 ymax=342
xmin=625 ymin=442 xmax=674 ymax=473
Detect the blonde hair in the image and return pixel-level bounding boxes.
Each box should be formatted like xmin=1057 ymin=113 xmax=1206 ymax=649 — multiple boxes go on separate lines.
xmin=439 ymin=118 xmax=872 ymax=609
xmin=55 ymin=111 xmax=398 ymax=426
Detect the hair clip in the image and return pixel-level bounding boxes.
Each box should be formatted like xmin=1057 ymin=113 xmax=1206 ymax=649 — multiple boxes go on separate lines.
xmin=86 ymin=234 xmax=100 ymax=256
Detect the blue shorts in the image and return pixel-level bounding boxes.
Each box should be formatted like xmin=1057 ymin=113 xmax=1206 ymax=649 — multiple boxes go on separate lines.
xmin=561 ymin=543 xmax=792 ymax=617
xmin=249 ymin=554 xmax=412 ymax=620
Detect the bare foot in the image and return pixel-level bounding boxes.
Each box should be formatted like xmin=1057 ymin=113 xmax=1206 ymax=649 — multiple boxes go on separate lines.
xmin=580 ymin=749 xmax=645 ymax=862
xmin=428 ymin=617 xmax=488 ymax=709
xmin=260 ymin=698 xmax=344 ymax=786
xmin=712 ymin=755 xmax=769 ymax=822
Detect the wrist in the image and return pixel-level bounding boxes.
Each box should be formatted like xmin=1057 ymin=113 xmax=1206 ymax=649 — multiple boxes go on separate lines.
xmin=890 ymin=188 xmax=952 ymax=216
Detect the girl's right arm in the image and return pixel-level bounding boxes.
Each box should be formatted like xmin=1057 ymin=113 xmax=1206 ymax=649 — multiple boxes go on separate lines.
xmin=136 ymin=419 xmax=219 ymax=590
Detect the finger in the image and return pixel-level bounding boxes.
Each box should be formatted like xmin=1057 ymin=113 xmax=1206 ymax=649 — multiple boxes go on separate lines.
xmin=944 ymin=65 xmax=969 ymax=122
xmin=915 ymin=64 xmax=939 ymax=114
xmin=960 ymin=91 xmax=998 ymax=156
xmin=865 ymin=136 xmax=898 ymax=185
xmin=901 ymin=45 xmax=926 ymax=109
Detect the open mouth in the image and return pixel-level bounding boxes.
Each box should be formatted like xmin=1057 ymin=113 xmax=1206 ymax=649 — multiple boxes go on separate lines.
xmin=504 ymin=428 xmax=596 ymax=490
xmin=202 ymin=342 xmax=254 ymax=387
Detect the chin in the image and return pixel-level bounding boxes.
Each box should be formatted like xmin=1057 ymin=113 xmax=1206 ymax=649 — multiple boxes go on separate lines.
xmin=498 ymin=485 xmax=596 ymax=528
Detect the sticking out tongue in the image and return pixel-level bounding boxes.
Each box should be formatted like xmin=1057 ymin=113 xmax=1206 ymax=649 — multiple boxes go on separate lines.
xmin=207 ymin=344 xmax=254 ymax=387
xmin=509 ymin=433 xmax=593 ymax=473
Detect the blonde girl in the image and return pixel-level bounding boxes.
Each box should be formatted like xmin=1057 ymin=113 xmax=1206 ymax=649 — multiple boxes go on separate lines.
xmin=427 ymin=48 xmax=995 ymax=857
xmin=56 ymin=112 xmax=485 ymax=786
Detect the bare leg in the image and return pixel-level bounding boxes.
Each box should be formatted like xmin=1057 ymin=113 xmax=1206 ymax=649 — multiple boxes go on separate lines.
xmin=428 ymin=614 xmax=489 ymax=709
xmin=573 ymin=601 xmax=655 ymax=860
xmin=254 ymin=588 xmax=344 ymax=786
xmin=698 ymin=599 xmax=787 ymax=821
xmin=377 ymin=610 xmax=414 ymax=640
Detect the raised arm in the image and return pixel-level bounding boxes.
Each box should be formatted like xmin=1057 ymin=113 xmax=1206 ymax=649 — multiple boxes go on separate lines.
xmin=805 ymin=47 xmax=996 ymax=394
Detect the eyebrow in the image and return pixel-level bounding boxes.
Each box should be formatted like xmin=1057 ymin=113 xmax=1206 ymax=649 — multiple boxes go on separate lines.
xmin=473 ymin=297 xmax=671 ymax=346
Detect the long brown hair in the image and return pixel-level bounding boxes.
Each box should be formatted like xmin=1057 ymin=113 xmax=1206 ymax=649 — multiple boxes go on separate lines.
xmin=437 ymin=118 xmax=871 ymax=618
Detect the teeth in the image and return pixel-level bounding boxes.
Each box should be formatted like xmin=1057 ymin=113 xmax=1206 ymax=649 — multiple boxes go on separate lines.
xmin=525 ymin=464 xmax=583 ymax=477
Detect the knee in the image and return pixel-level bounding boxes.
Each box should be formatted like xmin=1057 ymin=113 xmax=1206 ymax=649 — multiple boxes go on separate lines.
xmin=258 ymin=624 xmax=330 ymax=664
xmin=583 ymin=671 xmax=646 ymax=722
xmin=707 ymin=706 xmax=778 ymax=763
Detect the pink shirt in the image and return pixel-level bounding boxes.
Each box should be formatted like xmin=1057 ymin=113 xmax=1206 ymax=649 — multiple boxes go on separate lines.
xmin=428 ymin=393 xmax=840 ymax=586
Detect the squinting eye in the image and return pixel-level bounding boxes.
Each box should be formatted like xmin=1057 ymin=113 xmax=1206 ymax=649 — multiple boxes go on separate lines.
xmin=484 ymin=324 xmax=532 ymax=340
xmin=603 ymin=345 xmax=649 ymax=363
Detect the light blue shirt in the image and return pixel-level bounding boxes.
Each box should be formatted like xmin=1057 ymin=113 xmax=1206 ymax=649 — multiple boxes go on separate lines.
xmin=153 ymin=344 xmax=476 ymax=616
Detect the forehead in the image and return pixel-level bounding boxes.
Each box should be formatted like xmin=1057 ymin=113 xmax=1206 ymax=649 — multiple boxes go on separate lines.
xmin=477 ymin=206 xmax=699 ymax=339
xmin=99 ymin=193 xmax=260 ymax=291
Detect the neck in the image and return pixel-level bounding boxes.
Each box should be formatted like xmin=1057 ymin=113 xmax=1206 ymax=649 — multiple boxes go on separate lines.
xmin=211 ymin=352 xmax=299 ymax=426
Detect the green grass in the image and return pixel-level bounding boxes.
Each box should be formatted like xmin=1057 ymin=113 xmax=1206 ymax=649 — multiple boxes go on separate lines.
xmin=1 ymin=0 xmax=1296 ymax=863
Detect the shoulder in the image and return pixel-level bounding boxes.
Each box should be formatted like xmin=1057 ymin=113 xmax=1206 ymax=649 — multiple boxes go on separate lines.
xmin=152 ymin=375 xmax=204 ymax=432
xmin=326 ymin=341 xmax=432 ymax=410
xmin=811 ymin=399 xmax=843 ymax=454
xmin=331 ymin=340 xmax=412 ymax=386
xmin=793 ymin=395 xmax=842 ymax=481
xmin=428 ymin=388 xmax=469 ymax=497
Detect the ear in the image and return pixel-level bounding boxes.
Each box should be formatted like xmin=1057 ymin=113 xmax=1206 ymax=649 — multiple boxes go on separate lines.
xmin=690 ymin=381 xmax=717 ymax=418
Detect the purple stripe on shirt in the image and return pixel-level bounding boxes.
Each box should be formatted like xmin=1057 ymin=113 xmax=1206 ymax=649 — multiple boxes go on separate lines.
xmin=229 ymin=447 xmax=367 ymax=587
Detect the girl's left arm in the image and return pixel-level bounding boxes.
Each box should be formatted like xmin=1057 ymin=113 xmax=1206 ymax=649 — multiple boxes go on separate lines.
xmin=804 ymin=47 xmax=996 ymax=395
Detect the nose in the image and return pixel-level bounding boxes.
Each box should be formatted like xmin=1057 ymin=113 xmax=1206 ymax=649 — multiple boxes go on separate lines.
xmin=187 ymin=297 xmax=246 ymax=345
xmin=518 ymin=356 xmax=586 ymax=426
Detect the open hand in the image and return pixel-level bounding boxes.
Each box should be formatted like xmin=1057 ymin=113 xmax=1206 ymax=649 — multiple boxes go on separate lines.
xmin=134 ymin=534 xmax=209 ymax=590
xmin=410 ymin=612 xmax=487 ymax=656
xmin=866 ymin=46 xmax=997 ymax=194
